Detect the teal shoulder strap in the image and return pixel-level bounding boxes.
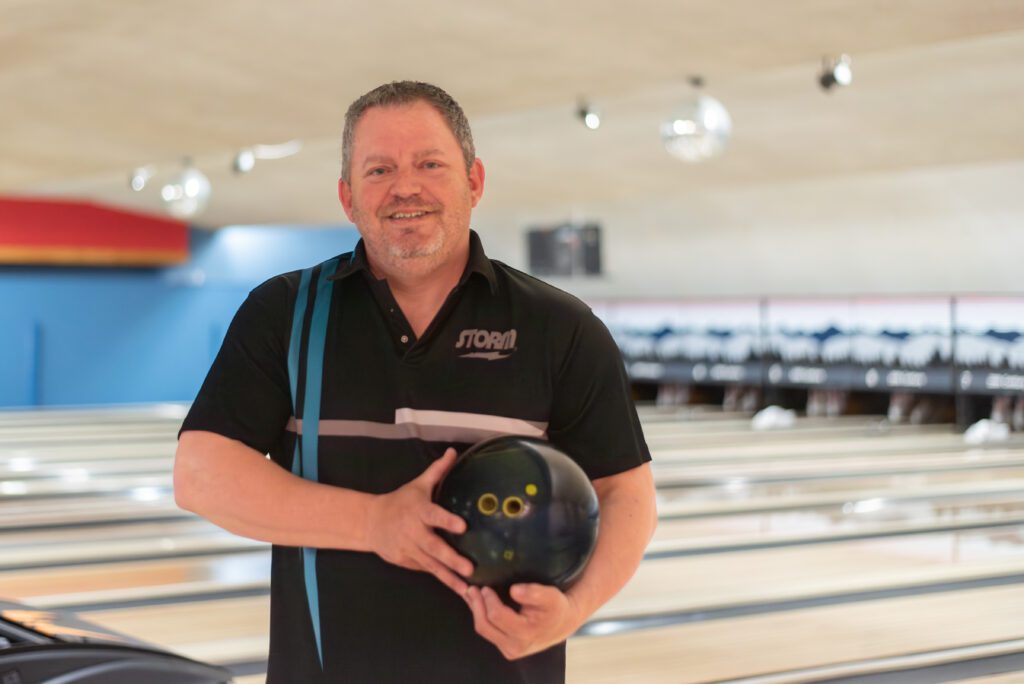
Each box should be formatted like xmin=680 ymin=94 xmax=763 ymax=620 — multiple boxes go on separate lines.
xmin=286 ymin=256 xmax=341 ymax=670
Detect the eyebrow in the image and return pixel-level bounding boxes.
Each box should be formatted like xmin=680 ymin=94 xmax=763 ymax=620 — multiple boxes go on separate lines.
xmin=360 ymin=149 xmax=449 ymax=167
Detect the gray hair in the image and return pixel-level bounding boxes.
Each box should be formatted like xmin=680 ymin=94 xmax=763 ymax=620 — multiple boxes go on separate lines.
xmin=340 ymin=81 xmax=476 ymax=183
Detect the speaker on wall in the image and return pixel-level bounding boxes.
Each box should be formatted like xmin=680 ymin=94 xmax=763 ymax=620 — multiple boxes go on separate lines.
xmin=526 ymin=223 xmax=602 ymax=277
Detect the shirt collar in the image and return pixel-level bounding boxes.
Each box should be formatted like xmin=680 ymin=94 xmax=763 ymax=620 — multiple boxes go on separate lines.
xmin=328 ymin=230 xmax=498 ymax=294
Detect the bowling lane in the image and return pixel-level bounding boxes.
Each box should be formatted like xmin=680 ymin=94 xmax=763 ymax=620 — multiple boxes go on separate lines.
xmin=79 ymin=595 xmax=270 ymax=665
xmin=653 ymin=448 xmax=1024 ymax=483
xmin=566 ymin=585 xmax=1024 ymax=684
xmin=598 ymin=530 xmax=1024 ymax=620
xmin=0 ymin=493 xmax=181 ymax=531
xmin=652 ymin=433 xmax=1024 ymax=465
xmin=0 ymin=404 xmax=187 ymax=428
xmin=0 ymin=518 xmax=229 ymax=548
xmin=657 ymin=469 xmax=1024 ymax=505
xmin=0 ymin=472 xmax=172 ymax=500
xmin=1 ymin=441 xmax=175 ymax=467
xmin=657 ymin=478 xmax=1024 ymax=519
xmin=652 ymin=494 xmax=1024 ymax=546
xmin=0 ymin=553 xmax=271 ymax=608
xmin=84 ymin=583 xmax=1024 ymax=682
xmin=0 ymin=525 xmax=264 ymax=572
xmin=2 ymin=456 xmax=173 ymax=481
xmin=644 ymin=420 xmax=951 ymax=448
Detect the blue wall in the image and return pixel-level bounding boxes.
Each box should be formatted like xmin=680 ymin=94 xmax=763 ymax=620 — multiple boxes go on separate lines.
xmin=0 ymin=225 xmax=359 ymax=408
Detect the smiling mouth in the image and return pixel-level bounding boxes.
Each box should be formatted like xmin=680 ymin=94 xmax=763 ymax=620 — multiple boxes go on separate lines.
xmin=386 ymin=210 xmax=434 ymax=222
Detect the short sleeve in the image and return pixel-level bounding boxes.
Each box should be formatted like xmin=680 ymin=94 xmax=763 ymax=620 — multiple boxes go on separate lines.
xmin=547 ymin=310 xmax=651 ymax=480
xmin=179 ymin=276 xmax=294 ymax=455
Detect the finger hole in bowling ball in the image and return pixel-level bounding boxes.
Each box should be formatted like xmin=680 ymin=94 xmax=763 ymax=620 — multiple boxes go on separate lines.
xmin=502 ymin=496 xmax=525 ymax=518
xmin=477 ymin=493 xmax=499 ymax=515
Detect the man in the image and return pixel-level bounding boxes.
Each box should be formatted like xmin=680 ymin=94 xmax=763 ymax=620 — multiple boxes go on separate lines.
xmin=175 ymin=81 xmax=656 ymax=683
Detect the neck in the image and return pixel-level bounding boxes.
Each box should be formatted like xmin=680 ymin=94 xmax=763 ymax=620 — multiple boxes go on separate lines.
xmin=368 ymin=240 xmax=470 ymax=337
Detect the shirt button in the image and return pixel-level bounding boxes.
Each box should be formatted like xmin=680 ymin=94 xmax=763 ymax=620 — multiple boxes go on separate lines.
xmin=400 ymin=335 xmax=409 ymax=344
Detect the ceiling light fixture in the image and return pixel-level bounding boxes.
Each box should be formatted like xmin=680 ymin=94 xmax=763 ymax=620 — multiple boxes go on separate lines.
xmin=233 ymin=149 xmax=256 ymax=174
xmin=819 ymin=54 xmax=853 ymax=91
xmin=577 ymin=101 xmax=601 ymax=130
xmin=660 ymin=76 xmax=732 ymax=163
xmin=231 ymin=139 xmax=303 ymax=174
xmin=160 ymin=158 xmax=212 ymax=219
xmin=129 ymin=166 xmax=154 ymax=192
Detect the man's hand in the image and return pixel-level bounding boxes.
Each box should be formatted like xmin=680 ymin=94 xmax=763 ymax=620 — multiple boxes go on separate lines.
xmin=366 ymin=448 xmax=474 ymax=594
xmin=464 ymin=583 xmax=584 ymax=660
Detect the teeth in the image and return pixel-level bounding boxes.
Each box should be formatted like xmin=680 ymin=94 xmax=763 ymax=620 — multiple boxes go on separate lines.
xmin=391 ymin=211 xmax=426 ymax=219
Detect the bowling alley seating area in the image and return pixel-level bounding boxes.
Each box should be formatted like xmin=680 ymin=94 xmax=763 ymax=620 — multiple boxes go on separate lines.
xmin=4 ymin=399 xmax=1024 ymax=682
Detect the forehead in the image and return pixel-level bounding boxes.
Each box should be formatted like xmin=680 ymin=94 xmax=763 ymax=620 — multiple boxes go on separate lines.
xmin=351 ymin=100 xmax=460 ymax=157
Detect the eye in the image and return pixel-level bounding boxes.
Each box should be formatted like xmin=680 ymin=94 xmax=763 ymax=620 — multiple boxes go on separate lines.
xmin=367 ymin=167 xmax=389 ymax=177
xmin=422 ymin=161 xmax=442 ymax=170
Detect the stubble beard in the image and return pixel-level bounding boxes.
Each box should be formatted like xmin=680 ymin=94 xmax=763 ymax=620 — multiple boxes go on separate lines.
xmin=353 ymin=192 xmax=472 ymax=276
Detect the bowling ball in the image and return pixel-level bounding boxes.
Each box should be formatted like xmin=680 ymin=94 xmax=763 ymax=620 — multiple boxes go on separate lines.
xmin=433 ymin=435 xmax=599 ymax=591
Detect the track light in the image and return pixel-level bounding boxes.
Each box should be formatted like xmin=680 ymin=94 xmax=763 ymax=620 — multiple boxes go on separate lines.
xmin=577 ymin=101 xmax=601 ymax=130
xmin=129 ymin=166 xmax=154 ymax=192
xmin=233 ymin=149 xmax=256 ymax=174
xmin=160 ymin=159 xmax=211 ymax=219
xmin=819 ymin=55 xmax=853 ymax=91
xmin=231 ymin=139 xmax=302 ymax=174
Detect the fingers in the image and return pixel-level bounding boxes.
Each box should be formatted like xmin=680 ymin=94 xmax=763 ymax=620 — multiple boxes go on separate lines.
xmin=418 ymin=447 xmax=458 ymax=486
xmin=480 ymin=586 xmax=526 ymax=633
xmin=466 ymin=587 xmax=517 ymax=659
xmin=418 ymin=533 xmax=474 ymax=578
xmin=509 ymin=583 xmax=559 ymax=608
xmin=421 ymin=502 xmax=467 ymax=535
xmin=419 ymin=553 xmax=469 ymax=596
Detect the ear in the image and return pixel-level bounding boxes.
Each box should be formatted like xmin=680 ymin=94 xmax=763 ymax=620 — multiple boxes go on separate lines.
xmin=338 ymin=178 xmax=355 ymax=222
xmin=468 ymin=158 xmax=485 ymax=208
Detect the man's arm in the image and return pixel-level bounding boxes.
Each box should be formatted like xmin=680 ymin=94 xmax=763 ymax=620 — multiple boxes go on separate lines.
xmin=174 ymin=430 xmax=473 ymax=593
xmin=463 ymin=462 xmax=657 ymax=660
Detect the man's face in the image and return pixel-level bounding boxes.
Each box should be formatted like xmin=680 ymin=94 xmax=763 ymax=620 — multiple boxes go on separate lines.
xmin=338 ymin=100 xmax=485 ymax=280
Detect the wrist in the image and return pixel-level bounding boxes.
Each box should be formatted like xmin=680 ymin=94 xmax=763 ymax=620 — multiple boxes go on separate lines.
xmin=357 ymin=492 xmax=379 ymax=553
xmin=564 ymin=588 xmax=590 ymax=631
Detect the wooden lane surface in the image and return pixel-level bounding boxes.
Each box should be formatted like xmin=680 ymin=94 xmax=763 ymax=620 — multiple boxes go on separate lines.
xmin=5 ymin=477 xmax=1019 ymax=535
xmin=16 ymin=532 xmax=1022 ymax=625
xmin=0 ymin=441 xmax=175 ymax=465
xmin=652 ymin=434 xmax=1024 ymax=465
xmin=5 ymin=479 xmax=1020 ymax=576
xmin=0 ymin=553 xmax=270 ymax=606
xmin=12 ymin=446 xmax=1017 ymax=492
xmin=565 ymin=585 xmax=1024 ymax=684
xmin=7 ymin=500 xmax=1022 ymax=611
xmin=657 ymin=479 xmax=1024 ymax=519
xmin=644 ymin=422 xmax=950 ymax=447
xmin=76 ymin=585 xmax=1024 ymax=682
xmin=651 ymin=504 xmax=1024 ymax=547
xmin=0 ymin=527 xmax=264 ymax=572
xmin=596 ymin=541 xmax=1024 ymax=621
xmin=653 ymin=450 xmax=1024 ymax=481
xmin=658 ymin=469 xmax=1024 ymax=506
xmin=0 ymin=496 xmax=182 ymax=531
xmin=0 ymin=425 xmax=180 ymax=445
xmin=0 ymin=404 xmax=187 ymax=425
xmin=7 ymin=452 xmax=1022 ymax=506
xmin=0 ymin=518 xmax=225 ymax=548
xmin=3 ymin=456 xmax=174 ymax=480
xmin=0 ymin=472 xmax=171 ymax=499
xmin=3 ymin=488 xmax=1020 ymax=612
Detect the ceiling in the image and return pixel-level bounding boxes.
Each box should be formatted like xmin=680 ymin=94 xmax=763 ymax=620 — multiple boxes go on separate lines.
xmin=4 ymin=0 xmax=1024 ymax=227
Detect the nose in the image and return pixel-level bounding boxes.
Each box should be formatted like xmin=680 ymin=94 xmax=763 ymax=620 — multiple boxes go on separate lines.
xmin=389 ymin=167 xmax=422 ymax=199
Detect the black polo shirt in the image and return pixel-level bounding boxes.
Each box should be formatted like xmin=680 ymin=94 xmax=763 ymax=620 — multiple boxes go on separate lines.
xmin=181 ymin=230 xmax=650 ymax=684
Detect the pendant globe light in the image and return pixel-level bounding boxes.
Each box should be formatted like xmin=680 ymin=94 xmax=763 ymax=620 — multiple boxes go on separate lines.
xmin=660 ymin=76 xmax=732 ymax=162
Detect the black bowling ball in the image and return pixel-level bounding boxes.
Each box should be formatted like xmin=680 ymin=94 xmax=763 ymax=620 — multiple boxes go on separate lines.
xmin=434 ymin=435 xmax=599 ymax=591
